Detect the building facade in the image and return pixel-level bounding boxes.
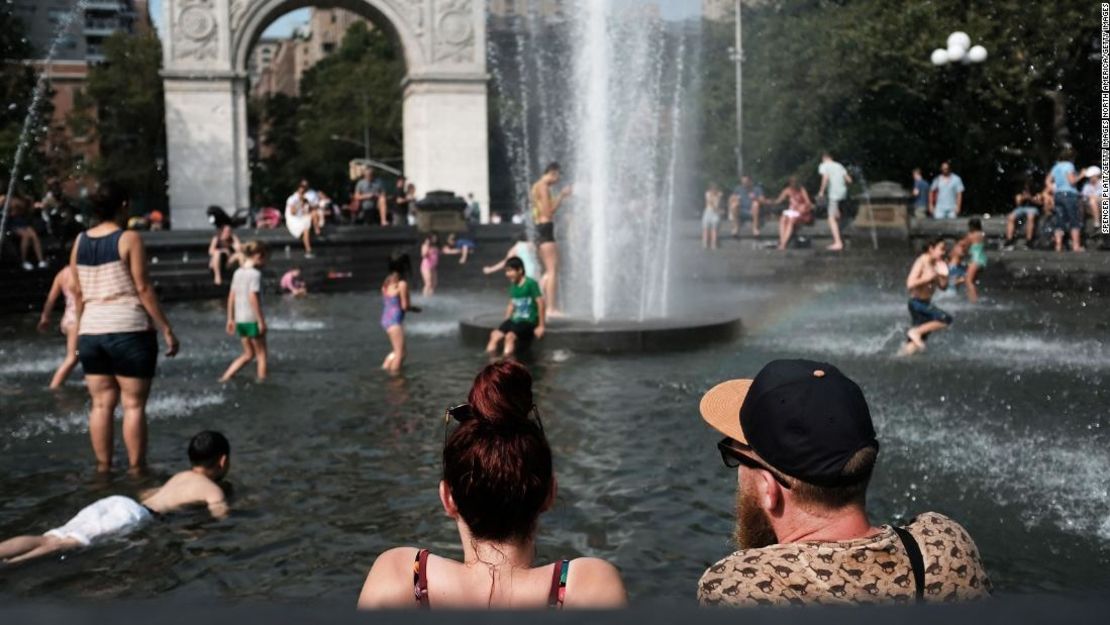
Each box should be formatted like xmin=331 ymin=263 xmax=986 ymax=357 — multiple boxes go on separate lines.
xmin=13 ymin=0 xmax=152 ymax=175
xmin=250 ymin=8 xmax=370 ymax=99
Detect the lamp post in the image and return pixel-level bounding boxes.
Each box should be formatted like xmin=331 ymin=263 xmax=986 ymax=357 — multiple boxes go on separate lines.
xmin=727 ymin=0 xmax=744 ymax=176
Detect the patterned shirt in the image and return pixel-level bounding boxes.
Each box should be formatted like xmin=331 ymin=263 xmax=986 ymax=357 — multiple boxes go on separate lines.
xmin=698 ymin=512 xmax=991 ymax=607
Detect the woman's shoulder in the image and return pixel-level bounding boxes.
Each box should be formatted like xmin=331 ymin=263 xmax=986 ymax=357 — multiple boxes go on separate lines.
xmin=563 ymin=557 xmax=627 ymax=608
xmin=358 ymin=547 xmax=422 ymax=609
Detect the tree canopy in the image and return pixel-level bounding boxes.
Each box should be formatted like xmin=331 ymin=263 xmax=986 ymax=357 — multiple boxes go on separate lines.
xmin=697 ymin=0 xmax=1099 ymax=211
xmin=251 ymin=21 xmax=404 ymax=207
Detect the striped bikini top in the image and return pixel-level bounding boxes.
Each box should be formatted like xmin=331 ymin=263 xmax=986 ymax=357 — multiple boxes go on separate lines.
xmin=75 ymin=229 xmax=151 ymax=335
xmin=413 ymin=549 xmax=570 ymax=609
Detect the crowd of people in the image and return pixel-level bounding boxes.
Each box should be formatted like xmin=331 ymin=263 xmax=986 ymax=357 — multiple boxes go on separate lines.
xmin=702 ymin=150 xmax=1104 ymax=256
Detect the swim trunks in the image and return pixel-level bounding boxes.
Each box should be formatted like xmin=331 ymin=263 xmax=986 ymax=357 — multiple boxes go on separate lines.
xmin=498 ymin=319 xmax=536 ymax=342
xmin=236 ymin=322 xmax=260 ymax=338
xmin=536 ymin=222 xmax=556 ymax=244
xmin=908 ymin=298 xmax=953 ymax=329
xmin=45 ymin=495 xmax=152 ymax=547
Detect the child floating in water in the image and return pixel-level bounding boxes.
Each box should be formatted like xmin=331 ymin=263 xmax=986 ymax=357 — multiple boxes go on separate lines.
xmin=37 ymin=264 xmax=79 ymax=389
xmin=0 ymin=431 xmax=230 ymax=565
xmin=441 ymin=233 xmax=477 ymax=264
xmin=280 ymin=268 xmax=308 ymax=297
xmin=947 ymin=218 xmax=987 ymax=303
xmin=486 ymin=257 xmax=545 ymax=358
xmin=900 ymin=237 xmax=952 ymax=356
xmin=220 ymin=241 xmax=269 ymax=382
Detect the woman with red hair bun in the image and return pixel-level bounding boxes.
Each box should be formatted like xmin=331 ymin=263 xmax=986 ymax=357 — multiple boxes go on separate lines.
xmin=358 ymin=360 xmax=627 ymax=609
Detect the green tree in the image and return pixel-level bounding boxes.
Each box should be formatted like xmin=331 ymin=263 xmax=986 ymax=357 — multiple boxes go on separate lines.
xmin=698 ymin=0 xmax=1098 ymax=211
xmin=0 ymin=4 xmax=51 ymax=194
xmin=252 ymin=22 xmax=404 ymax=207
xmin=70 ymin=32 xmax=168 ymax=214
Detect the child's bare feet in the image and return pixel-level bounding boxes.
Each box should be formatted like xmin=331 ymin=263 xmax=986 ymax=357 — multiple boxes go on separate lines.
xmin=906 ymin=329 xmax=926 ymax=349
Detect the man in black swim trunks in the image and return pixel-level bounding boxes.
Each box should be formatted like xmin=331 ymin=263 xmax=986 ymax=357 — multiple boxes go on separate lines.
xmin=531 ymin=162 xmax=572 ymax=315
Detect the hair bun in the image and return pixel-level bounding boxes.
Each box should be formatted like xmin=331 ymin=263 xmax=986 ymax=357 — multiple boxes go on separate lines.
xmin=467 ymin=361 xmax=535 ymax=425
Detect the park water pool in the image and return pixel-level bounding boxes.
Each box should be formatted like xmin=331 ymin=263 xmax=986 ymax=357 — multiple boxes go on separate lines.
xmin=1 ymin=267 xmax=1108 ymax=601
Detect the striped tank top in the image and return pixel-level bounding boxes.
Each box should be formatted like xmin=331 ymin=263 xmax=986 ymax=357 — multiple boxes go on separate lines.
xmin=76 ymin=230 xmax=151 ymax=335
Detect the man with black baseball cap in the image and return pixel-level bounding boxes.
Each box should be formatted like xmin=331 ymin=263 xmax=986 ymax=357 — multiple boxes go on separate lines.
xmin=697 ymin=359 xmax=991 ymax=607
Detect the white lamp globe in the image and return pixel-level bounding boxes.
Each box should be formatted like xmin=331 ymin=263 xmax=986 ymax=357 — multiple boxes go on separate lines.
xmin=930 ymin=48 xmax=950 ymax=66
xmin=946 ymin=44 xmax=966 ymax=62
xmin=947 ymin=31 xmax=971 ymax=52
xmin=967 ymin=45 xmax=988 ymax=63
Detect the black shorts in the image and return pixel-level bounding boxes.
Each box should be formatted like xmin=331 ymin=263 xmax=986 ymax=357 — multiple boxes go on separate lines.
xmin=908 ymin=298 xmax=953 ymax=329
xmin=536 ymin=222 xmax=556 ymax=244
xmin=78 ymin=331 xmax=158 ymax=379
xmin=498 ymin=319 xmax=536 ymax=342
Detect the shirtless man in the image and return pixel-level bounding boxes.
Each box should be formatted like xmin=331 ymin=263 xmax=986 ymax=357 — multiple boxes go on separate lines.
xmin=0 ymin=431 xmax=230 ymax=565
xmin=901 ymin=237 xmax=952 ymax=356
xmin=531 ymin=162 xmax=573 ymax=315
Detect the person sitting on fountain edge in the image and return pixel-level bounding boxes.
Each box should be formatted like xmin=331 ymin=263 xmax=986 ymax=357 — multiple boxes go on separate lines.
xmin=0 ymin=431 xmax=231 ymax=565
xmin=696 ymin=360 xmax=991 ymax=606
xmin=486 ymin=257 xmax=545 ymax=358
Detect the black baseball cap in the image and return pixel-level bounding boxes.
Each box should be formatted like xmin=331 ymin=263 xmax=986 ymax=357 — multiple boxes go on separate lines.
xmin=699 ymin=359 xmax=878 ymax=486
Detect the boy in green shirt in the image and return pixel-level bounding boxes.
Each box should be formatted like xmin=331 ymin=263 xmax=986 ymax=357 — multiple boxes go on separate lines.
xmin=486 ymin=257 xmax=546 ymax=357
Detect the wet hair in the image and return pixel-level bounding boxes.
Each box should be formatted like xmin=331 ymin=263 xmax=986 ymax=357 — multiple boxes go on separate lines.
xmin=241 ymin=240 xmax=268 ymax=258
xmin=924 ymin=236 xmax=946 ymax=253
xmin=443 ymin=361 xmax=553 ymax=543
xmin=90 ymin=180 xmax=129 ymax=221
xmin=544 ymin=162 xmax=561 ymax=174
xmin=786 ymin=446 xmax=877 ymax=509
xmin=506 ymin=256 xmax=525 ymax=273
xmin=188 ymin=431 xmax=230 ymax=469
xmin=388 ymin=252 xmax=412 ymax=278
xmin=968 ymin=218 xmax=982 ymax=232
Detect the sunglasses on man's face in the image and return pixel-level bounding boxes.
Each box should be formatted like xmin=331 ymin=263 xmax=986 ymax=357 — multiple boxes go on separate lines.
xmin=443 ymin=403 xmax=544 ymax=446
xmin=716 ymin=437 xmax=792 ymax=489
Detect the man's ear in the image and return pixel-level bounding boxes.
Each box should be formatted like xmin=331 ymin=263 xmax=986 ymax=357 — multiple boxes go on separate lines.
xmin=758 ymin=470 xmax=785 ymax=516
xmin=439 ymin=481 xmax=458 ymax=518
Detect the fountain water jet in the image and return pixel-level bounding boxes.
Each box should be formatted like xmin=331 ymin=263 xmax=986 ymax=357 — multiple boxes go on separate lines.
xmin=0 ymin=0 xmax=88 ymax=253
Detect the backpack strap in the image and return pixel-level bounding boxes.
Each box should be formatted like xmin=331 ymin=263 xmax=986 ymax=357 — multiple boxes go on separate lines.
xmin=892 ymin=526 xmax=925 ymax=603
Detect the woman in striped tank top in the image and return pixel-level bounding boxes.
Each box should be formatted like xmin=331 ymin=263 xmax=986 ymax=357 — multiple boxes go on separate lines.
xmin=69 ymin=182 xmax=179 ymax=473
xmin=358 ymin=361 xmax=627 ymax=609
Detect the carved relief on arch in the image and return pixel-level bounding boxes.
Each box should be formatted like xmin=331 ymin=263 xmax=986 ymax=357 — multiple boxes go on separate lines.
xmin=229 ymin=0 xmax=248 ymax=34
xmin=174 ymin=0 xmax=220 ymax=61
xmin=433 ymin=0 xmax=476 ymax=64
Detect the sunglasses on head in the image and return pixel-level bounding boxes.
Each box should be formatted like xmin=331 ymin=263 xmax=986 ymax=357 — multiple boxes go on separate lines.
xmin=716 ymin=437 xmax=792 ymax=489
xmin=443 ymin=403 xmax=545 ymax=445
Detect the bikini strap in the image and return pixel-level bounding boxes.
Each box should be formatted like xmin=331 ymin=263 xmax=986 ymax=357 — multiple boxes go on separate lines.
xmin=547 ymin=559 xmax=570 ymax=609
xmin=413 ymin=549 xmax=430 ymax=609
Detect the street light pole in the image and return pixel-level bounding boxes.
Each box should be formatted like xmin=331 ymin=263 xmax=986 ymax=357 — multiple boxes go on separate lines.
xmin=733 ymin=0 xmax=743 ymax=176
xmin=363 ymin=93 xmax=371 ymax=160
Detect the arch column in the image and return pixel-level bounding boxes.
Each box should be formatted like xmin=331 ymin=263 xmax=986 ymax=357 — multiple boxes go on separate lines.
xmin=162 ymin=0 xmax=490 ymax=229
xmin=404 ymin=72 xmax=490 ymax=222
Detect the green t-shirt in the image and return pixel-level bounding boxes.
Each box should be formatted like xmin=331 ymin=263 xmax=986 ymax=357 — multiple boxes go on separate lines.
xmin=509 ymin=277 xmax=543 ymax=325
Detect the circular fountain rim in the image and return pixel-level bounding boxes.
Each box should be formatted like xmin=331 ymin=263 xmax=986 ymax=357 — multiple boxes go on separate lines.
xmin=458 ymin=313 xmax=743 ymax=353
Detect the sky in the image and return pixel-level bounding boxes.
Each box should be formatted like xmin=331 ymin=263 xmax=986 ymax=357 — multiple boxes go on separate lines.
xmin=147 ymin=1 xmax=701 ymax=39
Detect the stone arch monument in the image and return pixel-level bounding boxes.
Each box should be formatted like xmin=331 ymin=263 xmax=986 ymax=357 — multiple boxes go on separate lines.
xmin=162 ymin=0 xmax=489 ymax=228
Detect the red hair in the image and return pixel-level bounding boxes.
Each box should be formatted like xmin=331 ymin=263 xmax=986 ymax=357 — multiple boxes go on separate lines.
xmin=443 ymin=361 xmax=553 ymax=543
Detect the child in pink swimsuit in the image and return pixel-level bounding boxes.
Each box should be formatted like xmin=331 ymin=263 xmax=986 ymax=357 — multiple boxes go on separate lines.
xmin=37 ymin=265 xmax=80 ymax=389
xmin=420 ymin=234 xmax=440 ymax=296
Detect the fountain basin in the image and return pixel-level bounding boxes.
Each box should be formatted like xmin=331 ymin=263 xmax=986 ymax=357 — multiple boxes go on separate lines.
xmin=459 ymin=313 xmax=743 ymax=353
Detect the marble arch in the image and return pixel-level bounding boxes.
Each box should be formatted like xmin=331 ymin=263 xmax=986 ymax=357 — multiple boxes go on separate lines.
xmin=162 ymin=0 xmax=489 ymax=227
